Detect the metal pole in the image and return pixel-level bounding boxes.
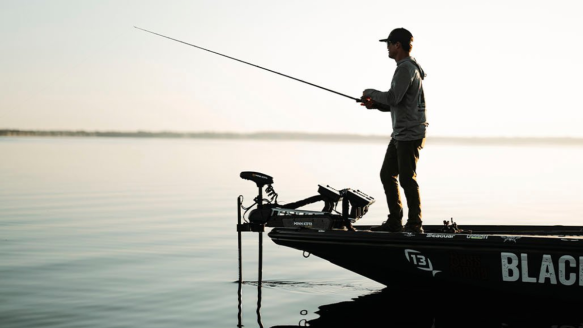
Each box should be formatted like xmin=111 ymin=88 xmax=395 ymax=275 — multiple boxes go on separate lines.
xmin=237 ymin=196 xmax=243 ymax=283
xmin=237 ymin=196 xmax=243 ymax=327
xmin=258 ymin=232 xmax=263 ymax=284
xmin=257 ymin=231 xmax=264 ymax=328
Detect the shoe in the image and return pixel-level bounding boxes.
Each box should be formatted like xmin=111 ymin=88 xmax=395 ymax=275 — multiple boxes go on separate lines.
xmin=346 ymin=223 xmax=357 ymax=232
xmin=371 ymin=221 xmax=403 ymax=232
xmin=336 ymin=221 xmax=357 ymax=231
xmin=403 ymin=223 xmax=424 ymax=233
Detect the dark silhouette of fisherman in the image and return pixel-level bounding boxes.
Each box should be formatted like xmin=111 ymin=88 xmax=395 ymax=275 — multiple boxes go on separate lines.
xmin=361 ymin=28 xmax=427 ymax=233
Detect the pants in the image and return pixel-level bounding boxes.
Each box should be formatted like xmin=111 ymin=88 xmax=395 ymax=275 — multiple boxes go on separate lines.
xmin=380 ymin=138 xmax=425 ymax=225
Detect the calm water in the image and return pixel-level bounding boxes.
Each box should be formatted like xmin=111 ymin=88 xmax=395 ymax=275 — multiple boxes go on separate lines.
xmin=1 ymin=137 xmax=582 ymax=327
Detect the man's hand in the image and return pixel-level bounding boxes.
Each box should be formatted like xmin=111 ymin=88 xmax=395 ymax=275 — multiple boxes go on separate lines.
xmin=361 ymin=89 xmax=391 ymax=111
xmin=360 ymin=95 xmax=376 ymax=109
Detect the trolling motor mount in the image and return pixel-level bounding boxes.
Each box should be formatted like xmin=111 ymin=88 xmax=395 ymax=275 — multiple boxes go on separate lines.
xmin=238 ymin=171 xmax=375 ymax=232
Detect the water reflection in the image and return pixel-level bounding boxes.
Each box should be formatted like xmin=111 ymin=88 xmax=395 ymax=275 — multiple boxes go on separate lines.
xmin=262 ymin=286 xmax=583 ymax=328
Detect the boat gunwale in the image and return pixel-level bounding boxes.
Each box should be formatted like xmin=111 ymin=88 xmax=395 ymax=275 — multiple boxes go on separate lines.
xmin=268 ymin=225 xmax=583 ymax=251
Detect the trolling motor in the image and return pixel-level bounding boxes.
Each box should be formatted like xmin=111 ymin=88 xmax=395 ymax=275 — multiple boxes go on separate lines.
xmin=237 ymin=171 xmax=375 ymax=233
xmin=235 ymin=171 xmax=375 ymax=326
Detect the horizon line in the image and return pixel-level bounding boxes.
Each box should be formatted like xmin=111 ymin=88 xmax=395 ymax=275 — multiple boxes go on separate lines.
xmin=1 ymin=129 xmax=582 ymax=145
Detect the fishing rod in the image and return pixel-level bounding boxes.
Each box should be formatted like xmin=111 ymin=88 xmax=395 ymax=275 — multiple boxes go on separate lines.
xmin=134 ymin=26 xmax=362 ymax=103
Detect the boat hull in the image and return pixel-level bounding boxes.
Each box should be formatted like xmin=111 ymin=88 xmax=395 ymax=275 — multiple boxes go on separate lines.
xmin=268 ymin=225 xmax=583 ymax=301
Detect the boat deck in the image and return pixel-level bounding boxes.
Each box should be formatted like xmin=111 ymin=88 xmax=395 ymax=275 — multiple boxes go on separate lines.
xmin=356 ymin=224 xmax=583 ymax=236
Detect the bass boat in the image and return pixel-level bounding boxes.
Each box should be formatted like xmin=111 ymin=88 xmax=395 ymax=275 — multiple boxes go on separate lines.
xmin=237 ymin=171 xmax=583 ymax=302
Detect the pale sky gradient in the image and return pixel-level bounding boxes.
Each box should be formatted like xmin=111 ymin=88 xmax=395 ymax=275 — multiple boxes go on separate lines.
xmin=1 ymin=0 xmax=582 ymax=137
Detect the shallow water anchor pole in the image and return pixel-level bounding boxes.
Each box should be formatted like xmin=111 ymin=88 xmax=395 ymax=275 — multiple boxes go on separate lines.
xmin=237 ymin=196 xmax=243 ymax=328
xmin=236 ymin=194 xmax=265 ymax=328
xmin=257 ymin=231 xmax=264 ymax=328
xmin=258 ymin=232 xmax=263 ymax=284
xmin=237 ymin=196 xmax=244 ymax=284
xmin=255 ymin=191 xmax=265 ymax=327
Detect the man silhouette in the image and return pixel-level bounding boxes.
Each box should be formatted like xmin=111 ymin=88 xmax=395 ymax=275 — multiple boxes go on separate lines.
xmin=361 ymin=28 xmax=428 ymax=233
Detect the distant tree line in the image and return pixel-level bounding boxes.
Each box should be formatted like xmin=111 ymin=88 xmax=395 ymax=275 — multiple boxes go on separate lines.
xmin=1 ymin=129 xmax=581 ymax=146
xmin=0 ymin=129 xmax=390 ymax=143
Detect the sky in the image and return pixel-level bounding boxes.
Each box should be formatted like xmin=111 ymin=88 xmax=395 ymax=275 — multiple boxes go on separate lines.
xmin=1 ymin=0 xmax=582 ymax=138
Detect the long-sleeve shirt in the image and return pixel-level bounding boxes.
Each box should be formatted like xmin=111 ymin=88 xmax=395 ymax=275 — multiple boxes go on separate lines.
xmin=363 ymin=57 xmax=427 ymax=141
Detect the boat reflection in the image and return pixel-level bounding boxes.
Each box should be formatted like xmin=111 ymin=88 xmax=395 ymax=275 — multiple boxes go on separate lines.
xmin=269 ymin=287 xmax=583 ymax=328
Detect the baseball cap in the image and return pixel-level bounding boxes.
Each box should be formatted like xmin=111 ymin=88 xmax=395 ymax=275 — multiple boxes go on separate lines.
xmin=379 ymin=28 xmax=413 ymax=45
